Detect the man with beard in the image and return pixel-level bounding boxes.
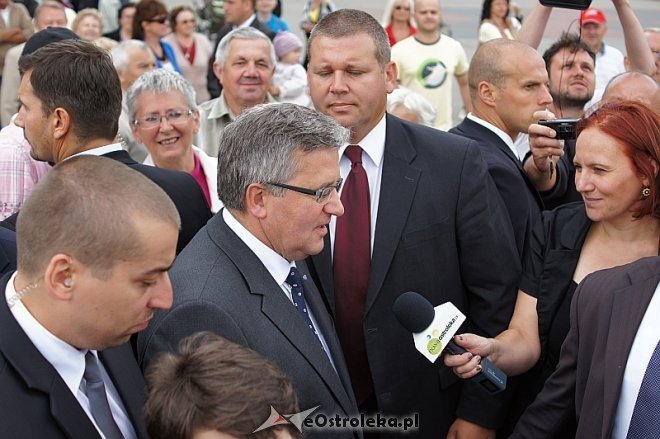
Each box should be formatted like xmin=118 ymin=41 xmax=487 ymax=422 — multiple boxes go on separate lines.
xmin=520 ymin=33 xmax=595 ymax=209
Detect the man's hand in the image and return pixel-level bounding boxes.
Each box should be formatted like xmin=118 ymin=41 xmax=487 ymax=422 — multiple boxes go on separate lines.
xmin=524 ymin=110 xmax=565 ymax=191
xmin=447 ymin=418 xmax=496 ymax=439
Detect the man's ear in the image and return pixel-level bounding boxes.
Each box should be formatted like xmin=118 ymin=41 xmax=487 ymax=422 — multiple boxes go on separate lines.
xmin=43 ymin=253 xmax=76 ymax=301
xmin=245 ymin=182 xmax=268 ymax=219
xmin=478 ymin=81 xmax=498 ymax=108
xmin=384 ymin=61 xmax=398 ymax=94
xmin=213 ymin=62 xmax=224 ymax=85
xmin=51 ymin=107 xmax=71 ymax=141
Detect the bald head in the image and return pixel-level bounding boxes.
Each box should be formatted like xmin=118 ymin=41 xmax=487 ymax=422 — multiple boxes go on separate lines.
xmin=468 ymin=39 xmax=541 ymax=102
xmin=602 ymin=71 xmax=659 ymax=110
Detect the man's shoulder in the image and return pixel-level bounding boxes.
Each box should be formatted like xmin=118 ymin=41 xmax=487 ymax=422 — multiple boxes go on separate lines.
xmin=389 ymin=115 xmax=474 ymax=151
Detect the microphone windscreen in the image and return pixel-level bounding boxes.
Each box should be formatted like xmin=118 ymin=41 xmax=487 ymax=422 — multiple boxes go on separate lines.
xmin=393 ymin=291 xmax=435 ymax=333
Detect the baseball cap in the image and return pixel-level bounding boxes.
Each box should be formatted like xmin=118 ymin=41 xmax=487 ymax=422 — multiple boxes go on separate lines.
xmin=580 ymin=7 xmax=607 ymax=25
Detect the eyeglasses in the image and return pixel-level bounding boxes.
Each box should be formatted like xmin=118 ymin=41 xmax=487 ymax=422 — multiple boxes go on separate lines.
xmin=267 ymin=178 xmax=343 ymax=204
xmin=394 ymin=5 xmax=411 ymax=10
xmin=148 ymin=16 xmax=168 ymax=24
xmin=133 ymin=109 xmax=194 ymax=129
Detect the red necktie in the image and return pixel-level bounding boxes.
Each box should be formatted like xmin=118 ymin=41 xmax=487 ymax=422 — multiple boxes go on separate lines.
xmin=333 ymin=145 xmax=374 ymax=404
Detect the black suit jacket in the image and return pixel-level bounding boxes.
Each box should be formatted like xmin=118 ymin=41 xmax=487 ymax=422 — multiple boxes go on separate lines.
xmin=308 ymin=114 xmax=521 ymax=436
xmin=138 ymin=212 xmax=360 ymax=438
xmin=512 ymin=256 xmax=660 ymax=438
xmin=206 ymin=18 xmax=276 ymax=99
xmin=0 ymin=150 xmax=212 ymax=253
xmin=102 ymin=150 xmax=211 ymax=253
xmin=0 ymin=226 xmax=16 ymax=276
xmin=450 ymin=117 xmax=543 ymax=258
xmin=0 ymin=273 xmax=149 ymax=438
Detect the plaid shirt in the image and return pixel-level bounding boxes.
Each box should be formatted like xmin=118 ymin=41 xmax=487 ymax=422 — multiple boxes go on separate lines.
xmin=0 ymin=118 xmax=51 ymax=219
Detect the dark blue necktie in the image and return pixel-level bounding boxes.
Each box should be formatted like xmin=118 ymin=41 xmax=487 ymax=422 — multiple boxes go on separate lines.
xmin=83 ymin=352 xmax=123 ymax=439
xmin=626 ymin=341 xmax=660 ymax=438
xmin=286 ymin=267 xmax=322 ymax=346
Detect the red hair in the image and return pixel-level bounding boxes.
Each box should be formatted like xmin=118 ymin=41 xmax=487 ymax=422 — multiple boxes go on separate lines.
xmin=577 ymin=101 xmax=660 ymax=219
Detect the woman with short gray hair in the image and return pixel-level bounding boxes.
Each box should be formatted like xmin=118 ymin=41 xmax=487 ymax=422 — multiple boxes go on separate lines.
xmin=128 ymin=69 xmax=222 ymax=212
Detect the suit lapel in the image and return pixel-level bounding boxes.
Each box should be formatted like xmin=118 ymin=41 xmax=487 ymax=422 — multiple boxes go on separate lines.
xmin=0 ymin=275 xmax=100 ymax=438
xmin=299 ymin=261 xmax=357 ymax=415
xmin=309 ymin=235 xmax=334 ymax=315
xmin=454 ymin=118 xmax=543 ymax=208
xmin=602 ymin=271 xmax=658 ymax=438
xmin=210 ymin=215 xmax=355 ymax=416
xmin=100 ymin=345 xmax=148 ymax=438
xmin=365 ymin=115 xmax=420 ymax=315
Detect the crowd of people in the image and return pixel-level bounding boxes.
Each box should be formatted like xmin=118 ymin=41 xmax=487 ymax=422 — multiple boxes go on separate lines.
xmin=0 ymin=0 xmax=658 ymax=438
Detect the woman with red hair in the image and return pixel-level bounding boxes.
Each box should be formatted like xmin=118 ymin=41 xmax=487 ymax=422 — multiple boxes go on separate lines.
xmin=445 ymin=101 xmax=659 ymax=435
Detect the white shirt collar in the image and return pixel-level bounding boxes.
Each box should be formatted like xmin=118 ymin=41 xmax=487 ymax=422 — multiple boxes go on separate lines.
xmin=466 ymin=113 xmax=520 ymax=161
xmin=238 ymin=13 xmax=256 ymax=29
xmin=339 ymin=114 xmax=386 ymax=169
xmin=67 ymin=143 xmax=124 ymax=160
xmin=5 ymin=272 xmax=89 ymax=398
xmin=222 ymin=208 xmax=293 ymax=286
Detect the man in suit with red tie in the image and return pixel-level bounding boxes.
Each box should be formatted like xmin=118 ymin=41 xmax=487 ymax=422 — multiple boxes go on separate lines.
xmin=306 ymin=9 xmax=520 ymax=438
xmin=0 ymin=155 xmax=179 ymax=438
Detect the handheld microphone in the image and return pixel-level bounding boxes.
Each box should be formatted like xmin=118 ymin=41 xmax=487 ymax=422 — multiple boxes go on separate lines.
xmin=393 ymin=291 xmax=507 ymax=395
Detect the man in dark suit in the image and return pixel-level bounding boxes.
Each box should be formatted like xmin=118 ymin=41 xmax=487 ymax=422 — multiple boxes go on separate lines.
xmin=13 ymin=37 xmax=211 ymax=253
xmin=512 ymin=256 xmax=660 ymax=438
xmin=450 ymin=39 xmax=547 ymax=258
xmin=138 ymin=103 xmax=361 ymax=438
xmin=0 ymin=226 xmax=16 ymax=276
xmin=306 ymin=9 xmax=521 ymax=438
xmin=0 ymin=155 xmax=179 ymax=438
xmin=206 ymin=0 xmax=275 ymax=99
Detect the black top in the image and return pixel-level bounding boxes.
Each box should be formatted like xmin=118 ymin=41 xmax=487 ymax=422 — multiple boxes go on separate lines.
xmin=503 ymin=202 xmax=590 ymax=434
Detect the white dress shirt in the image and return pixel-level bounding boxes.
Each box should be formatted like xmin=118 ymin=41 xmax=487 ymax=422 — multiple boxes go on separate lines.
xmin=466 ymin=113 xmax=521 ymax=161
xmin=223 ymin=209 xmax=337 ymax=371
xmin=68 ymin=143 xmax=124 ymax=159
xmin=612 ymin=280 xmax=660 ymax=439
xmin=5 ymin=273 xmax=136 ymax=439
xmin=329 ymin=114 xmax=386 ymax=257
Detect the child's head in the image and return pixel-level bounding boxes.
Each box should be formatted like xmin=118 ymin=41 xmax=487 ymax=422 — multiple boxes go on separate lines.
xmin=273 ymin=31 xmax=303 ymax=64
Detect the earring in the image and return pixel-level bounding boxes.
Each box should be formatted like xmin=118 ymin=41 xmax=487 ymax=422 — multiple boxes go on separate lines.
xmin=642 ymin=187 xmax=650 ymax=198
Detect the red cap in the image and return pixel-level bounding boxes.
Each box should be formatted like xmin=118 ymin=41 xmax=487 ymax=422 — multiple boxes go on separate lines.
xmin=580 ymin=8 xmax=607 ymax=25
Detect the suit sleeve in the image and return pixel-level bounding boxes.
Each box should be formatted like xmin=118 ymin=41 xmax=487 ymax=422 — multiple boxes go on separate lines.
xmin=453 ymin=141 xmax=521 ymax=428
xmin=510 ymin=275 xmax=583 ymax=437
xmin=137 ymin=301 xmax=249 ymax=371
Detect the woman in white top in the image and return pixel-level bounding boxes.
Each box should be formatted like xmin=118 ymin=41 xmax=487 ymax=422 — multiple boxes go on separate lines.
xmin=478 ymin=0 xmax=521 ymax=43
xmin=128 ymin=69 xmax=222 ymax=213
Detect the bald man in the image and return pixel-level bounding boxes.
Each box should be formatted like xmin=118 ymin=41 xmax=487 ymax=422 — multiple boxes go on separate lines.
xmin=450 ymin=39 xmax=548 ymax=258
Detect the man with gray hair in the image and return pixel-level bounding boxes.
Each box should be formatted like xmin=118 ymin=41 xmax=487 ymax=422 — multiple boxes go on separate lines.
xmin=111 ymin=39 xmax=156 ymax=162
xmin=138 ymin=103 xmax=361 ymax=438
xmin=195 ymin=27 xmax=276 ymax=157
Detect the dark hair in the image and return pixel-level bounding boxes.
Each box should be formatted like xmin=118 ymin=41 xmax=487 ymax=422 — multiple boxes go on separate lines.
xmin=577 ymin=101 xmax=660 ymax=219
xmin=169 ymin=5 xmax=194 ymax=33
xmin=543 ymin=32 xmax=596 ymax=77
xmin=144 ymin=332 xmax=300 ymax=439
xmin=132 ymin=0 xmax=167 ymax=41
xmin=117 ymin=3 xmax=136 ymax=21
xmin=480 ymin=0 xmax=509 ymax=21
xmin=308 ymin=8 xmax=390 ymax=69
xmin=19 ymin=39 xmax=122 ymax=144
